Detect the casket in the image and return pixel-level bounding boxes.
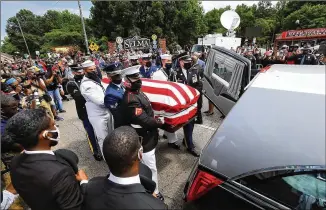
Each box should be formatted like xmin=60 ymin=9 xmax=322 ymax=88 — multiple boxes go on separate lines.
xmin=141 ymin=79 xmax=199 ymax=113
xmin=101 ymin=78 xmax=199 ymax=132
xmin=141 ymin=79 xmax=199 ymax=132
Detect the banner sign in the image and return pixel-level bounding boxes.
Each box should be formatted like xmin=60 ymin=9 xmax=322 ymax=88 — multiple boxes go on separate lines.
xmin=159 ymin=38 xmax=167 ymax=53
xmin=107 ymin=42 xmax=116 ymax=54
xmin=123 ymin=36 xmax=151 ymax=49
xmin=277 ymin=28 xmax=326 ymax=40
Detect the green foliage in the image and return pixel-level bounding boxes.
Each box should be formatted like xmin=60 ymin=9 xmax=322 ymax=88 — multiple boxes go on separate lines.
xmin=4 ymin=1 xmax=326 ymax=55
xmin=204 ymin=6 xmax=230 ymax=34
xmin=283 ymin=4 xmax=326 ymax=30
xmin=1 ymin=36 xmax=18 ymax=54
xmin=5 ymin=9 xmax=85 ymax=55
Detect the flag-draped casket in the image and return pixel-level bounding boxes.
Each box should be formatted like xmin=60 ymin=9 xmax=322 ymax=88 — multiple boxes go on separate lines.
xmin=141 ymin=79 xmax=199 ymax=130
xmin=102 ymin=78 xmax=200 ymax=132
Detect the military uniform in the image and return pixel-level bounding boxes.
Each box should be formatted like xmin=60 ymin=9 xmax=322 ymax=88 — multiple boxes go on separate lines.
xmin=103 ymin=63 xmax=125 ymax=129
xmin=175 ymin=56 xmax=201 ymax=157
xmin=139 ymin=54 xmax=157 ymax=78
xmin=121 ymin=65 xmax=164 ymax=200
xmin=66 ymin=66 xmax=102 ymax=161
xmin=80 ymin=60 xmax=114 ymax=156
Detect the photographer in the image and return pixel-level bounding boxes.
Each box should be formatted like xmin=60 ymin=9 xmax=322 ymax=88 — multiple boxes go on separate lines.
xmin=25 ymin=69 xmax=63 ymax=121
xmin=45 ymin=65 xmax=66 ymax=113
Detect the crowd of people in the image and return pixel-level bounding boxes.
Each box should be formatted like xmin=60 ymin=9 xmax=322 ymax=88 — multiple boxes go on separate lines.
xmin=1 ymin=48 xmax=208 ymax=209
xmin=235 ymin=43 xmax=325 ymax=70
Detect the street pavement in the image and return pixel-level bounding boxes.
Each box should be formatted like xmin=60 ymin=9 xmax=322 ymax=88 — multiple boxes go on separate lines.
xmin=55 ymin=96 xmax=223 ymax=209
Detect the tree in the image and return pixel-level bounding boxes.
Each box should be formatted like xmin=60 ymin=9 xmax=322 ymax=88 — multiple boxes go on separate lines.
xmin=204 ymin=6 xmax=231 ymax=34
xmin=283 ymin=4 xmax=326 ymax=30
xmin=0 ymin=36 xmax=18 ymax=54
xmin=235 ymin=4 xmax=255 ymax=38
xmin=5 ymin=9 xmax=43 ymax=55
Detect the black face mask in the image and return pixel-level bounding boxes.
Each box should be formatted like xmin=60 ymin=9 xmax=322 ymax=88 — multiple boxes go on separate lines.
xmin=184 ymin=62 xmax=192 ymax=70
xmin=112 ymin=79 xmax=122 ymax=85
xmin=74 ymin=74 xmax=84 ymax=80
xmin=86 ymin=71 xmax=100 ymax=83
xmin=165 ymin=63 xmax=172 ymax=69
xmin=130 ymin=79 xmax=142 ymax=91
xmin=145 ymin=61 xmax=152 ymax=68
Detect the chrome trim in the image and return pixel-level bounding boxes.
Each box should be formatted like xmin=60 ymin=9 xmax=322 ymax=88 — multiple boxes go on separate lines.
xmin=230 ymin=180 xmax=291 ymax=210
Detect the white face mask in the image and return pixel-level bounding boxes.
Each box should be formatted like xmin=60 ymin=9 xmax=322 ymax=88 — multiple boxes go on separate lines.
xmin=138 ymin=146 xmax=143 ymax=161
xmin=43 ymin=125 xmax=60 ymax=142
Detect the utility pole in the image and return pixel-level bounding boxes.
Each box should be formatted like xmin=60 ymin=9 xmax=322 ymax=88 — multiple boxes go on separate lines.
xmin=78 ymin=0 xmax=90 ymax=55
xmin=16 ymin=14 xmax=31 ymax=57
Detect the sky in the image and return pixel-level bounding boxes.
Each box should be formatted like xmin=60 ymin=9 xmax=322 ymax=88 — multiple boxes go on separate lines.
xmin=0 ymin=1 xmax=262 ymax=42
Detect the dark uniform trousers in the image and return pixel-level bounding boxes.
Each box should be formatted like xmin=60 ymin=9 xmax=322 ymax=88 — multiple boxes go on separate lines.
xmin=176 ymin=64 xmax=203 ymax=150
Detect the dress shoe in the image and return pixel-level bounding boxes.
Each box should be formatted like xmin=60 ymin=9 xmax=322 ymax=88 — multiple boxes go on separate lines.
xmin=168 ymin=142 xmax=181 ymax=150
xmin=54 ymin=116 xmax=64 ymax=121
xmin=203 ymin=110 xmax=210 ymax=114
xmin=187 ymin=148 xmax=200 ymax=157
xmin=155 ymin=192 xmax=164 ymax=201
xmin=162 ymin=134 xmax=167 ymax=139
xmin=93 ymin=154 xmax=103 ymax=161
xmin=194 ymin=119 xmax=203 ymax=124
xmin=205 ymin=112 xmax=214 ymax=116
xmin=59 ymin=110 xmax=66 ymax=113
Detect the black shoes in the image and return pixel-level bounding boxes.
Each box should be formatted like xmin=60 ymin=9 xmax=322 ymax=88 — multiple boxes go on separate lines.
xmin=93 ymin=154 xmax=103 ymax=161
xmin=187 ymin=148 xmax=200 ymax=157
xmin=59 ymin=110 xmax=66 ymax=113
xmin=155 ymin=192 xmax=164 ymax=201
xmin=162 ymin=135 xmax=168 ymax=139
xmin=194 ymin=119 xmax=203 ymax=124
xmin=168 ymin=142 xmax=181 ymax=150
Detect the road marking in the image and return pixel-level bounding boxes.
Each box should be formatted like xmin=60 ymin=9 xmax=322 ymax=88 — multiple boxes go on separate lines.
xmin=197 ymin=124 xmax=216 ymax=131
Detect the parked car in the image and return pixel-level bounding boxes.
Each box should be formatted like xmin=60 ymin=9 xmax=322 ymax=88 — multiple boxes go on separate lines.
xmin=183 ymin=64 xmax=326 ymax=210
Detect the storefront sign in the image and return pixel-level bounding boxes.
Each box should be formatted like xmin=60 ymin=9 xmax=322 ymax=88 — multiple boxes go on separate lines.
xmin=277 ymin=28 xmax=326 ymax=40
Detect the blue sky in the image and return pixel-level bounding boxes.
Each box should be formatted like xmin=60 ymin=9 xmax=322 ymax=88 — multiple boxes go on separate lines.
xmin=1 ymin=1 xmax=263 ymax=42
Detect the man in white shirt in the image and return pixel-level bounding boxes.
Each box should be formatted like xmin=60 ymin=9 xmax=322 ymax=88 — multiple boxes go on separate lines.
xmin=82 ymin=126 xmax=167 ymax=210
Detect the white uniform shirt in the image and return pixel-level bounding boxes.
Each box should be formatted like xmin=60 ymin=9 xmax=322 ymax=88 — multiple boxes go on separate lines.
xmin=80 ymin=76 xmax=109 ymax=117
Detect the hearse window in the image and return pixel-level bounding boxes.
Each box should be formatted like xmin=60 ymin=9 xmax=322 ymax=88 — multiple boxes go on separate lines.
xmin=240 ymin=170 xmax=326 ymax=210
xmin=212 ymin=61 xmax=232 ymax=83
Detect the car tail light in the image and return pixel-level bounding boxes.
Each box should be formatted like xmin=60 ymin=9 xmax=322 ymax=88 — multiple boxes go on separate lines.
xmin=260 ymin=65 xmax=272 ymax=73
xmin=186 ymin=169 xmax=224 ymax=201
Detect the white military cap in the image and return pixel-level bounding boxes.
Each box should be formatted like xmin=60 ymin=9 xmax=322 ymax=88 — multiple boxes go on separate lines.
xmin=160 ymin=54 xmax=172 ymax=60
xmin=142 ymin=54 xmax=150 ymax=59
xmin=129 ymin=55 xmax=139 ymax=60
xmin=81 ymin=60 xmax=95 ymax=68
xmin=123 ymin=65 xmax=141 ymax=76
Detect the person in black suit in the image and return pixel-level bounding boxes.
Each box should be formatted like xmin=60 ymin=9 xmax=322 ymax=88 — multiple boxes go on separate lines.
xmin=82 ymin=126 xmax=167 ymax=210
xmin=4 ymin=108 xmax=88 ymax=210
